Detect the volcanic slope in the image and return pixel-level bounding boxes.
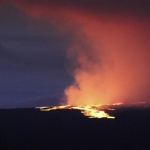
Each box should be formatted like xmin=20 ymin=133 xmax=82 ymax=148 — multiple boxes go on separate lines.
xmin=0 ymin=107 xmax=150 ymax=150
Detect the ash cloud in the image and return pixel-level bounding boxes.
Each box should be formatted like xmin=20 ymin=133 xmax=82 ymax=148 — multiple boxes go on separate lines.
xmin=12 ymin=0 xmax=150 ymax=17
xmin=7 ymin=0 xmax=150 ymax=105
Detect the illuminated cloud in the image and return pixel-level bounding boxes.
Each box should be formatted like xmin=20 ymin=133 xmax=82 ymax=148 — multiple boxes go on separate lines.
xmin=10 ymin=0 xmax=150 ymax=105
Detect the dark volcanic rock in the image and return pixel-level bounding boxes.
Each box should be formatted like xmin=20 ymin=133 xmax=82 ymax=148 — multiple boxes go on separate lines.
xmin=0 ymin=107 xmax=150 ymax=150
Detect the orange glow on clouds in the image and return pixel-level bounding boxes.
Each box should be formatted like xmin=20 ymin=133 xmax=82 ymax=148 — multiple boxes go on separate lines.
xmin=12 ymin=1 xmax=150 ymax=105
xmin=65 ymin=18 xmax=150 ymax=105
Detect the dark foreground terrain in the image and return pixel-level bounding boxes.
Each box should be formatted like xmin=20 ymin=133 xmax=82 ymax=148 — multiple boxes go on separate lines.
xmin=0 ymin=106 xmax=150 ymax=150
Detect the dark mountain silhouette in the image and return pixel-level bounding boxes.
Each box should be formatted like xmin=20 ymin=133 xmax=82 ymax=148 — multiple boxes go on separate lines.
xmin=0 ymin=106 xmax=150 ymax=150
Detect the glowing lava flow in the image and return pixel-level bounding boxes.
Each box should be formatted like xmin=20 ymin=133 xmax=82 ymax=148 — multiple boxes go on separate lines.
xmin=36 ymin=105 xmax=115 ymax=119
xmin=36 ymin=102 xmax=146 ymax=119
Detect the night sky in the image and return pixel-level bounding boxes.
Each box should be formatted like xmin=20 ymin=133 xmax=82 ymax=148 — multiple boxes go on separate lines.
xmin=0 ymin=0 xmax=150 ymax=108
xmin=0 ymin=0 xmax=73 ymax=108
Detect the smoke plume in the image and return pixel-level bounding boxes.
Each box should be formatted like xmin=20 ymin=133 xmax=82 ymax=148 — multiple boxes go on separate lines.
xmin=12 ymin=0 xmax=150 ymax=105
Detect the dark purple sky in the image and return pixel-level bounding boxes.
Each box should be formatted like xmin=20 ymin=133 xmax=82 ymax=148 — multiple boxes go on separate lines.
xmin=0 ymin=1 xmax=73 ymax=108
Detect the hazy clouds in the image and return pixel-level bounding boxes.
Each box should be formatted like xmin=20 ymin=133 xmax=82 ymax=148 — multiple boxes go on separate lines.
xmin=0 ymin=0 xmax=150 ymax=107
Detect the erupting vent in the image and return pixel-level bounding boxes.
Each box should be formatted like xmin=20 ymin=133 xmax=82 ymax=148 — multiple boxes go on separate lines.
xmin=36 ymin=105 xmax=115 ymax=119
xmin=36 ymin=102 xmax=146 ymax=119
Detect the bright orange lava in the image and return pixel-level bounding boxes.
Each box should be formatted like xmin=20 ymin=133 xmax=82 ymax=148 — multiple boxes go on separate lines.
xmin=36 ymin=102 xmax=146 ymax=119
xmin=36 ymin=105 xmax=115 ymax=119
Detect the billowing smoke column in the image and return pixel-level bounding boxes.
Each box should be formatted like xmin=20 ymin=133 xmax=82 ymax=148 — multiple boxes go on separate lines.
xmin=12 ymin=0 xmax=150 ymax=105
